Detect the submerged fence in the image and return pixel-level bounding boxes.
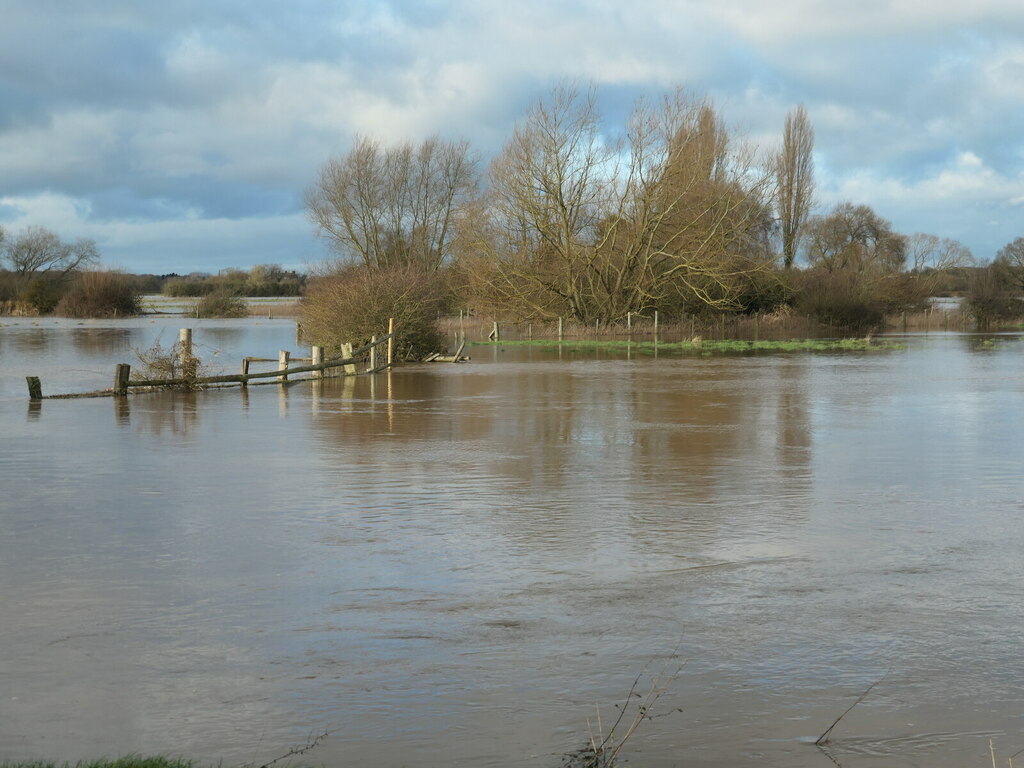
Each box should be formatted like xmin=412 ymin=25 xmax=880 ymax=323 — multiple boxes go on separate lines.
xmin=26 ymin=325 xmax=396 ymax=401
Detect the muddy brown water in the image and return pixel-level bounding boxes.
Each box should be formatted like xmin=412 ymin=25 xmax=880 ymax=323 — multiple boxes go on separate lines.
xmin=2 ymin=318 xmax=1023 ymax=767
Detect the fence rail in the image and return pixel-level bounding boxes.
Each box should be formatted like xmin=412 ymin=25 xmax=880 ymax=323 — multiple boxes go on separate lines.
xmin=27 ymin=327 xmax=396 ymax=401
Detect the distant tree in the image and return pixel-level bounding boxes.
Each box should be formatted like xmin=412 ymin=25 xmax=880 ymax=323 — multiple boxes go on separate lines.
xmin=307 ymin=136 xmax=477 ymax=272
xmin=994 ymin=237 xmax=1024 ymax=294
xmin=906 ymin=232 xmax=973 ymax=274
xmin=889 ymin=233 xmax=974 ymax=310
xmin=965 ymin=264 xmax=1019 ymax=329
xmin=1 ymin=225 xmax=98 ymax=279
xmin=803 ymin=202 xmax=906 ymax=274
xmin=775 ymin=105 xmax=814 ymax=269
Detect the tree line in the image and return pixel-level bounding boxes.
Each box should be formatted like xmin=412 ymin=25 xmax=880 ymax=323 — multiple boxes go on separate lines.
xmin=302 ymin=83 xmax=1017 ymax=354
xmin=0 ymin=222 xmax=305 ymax=316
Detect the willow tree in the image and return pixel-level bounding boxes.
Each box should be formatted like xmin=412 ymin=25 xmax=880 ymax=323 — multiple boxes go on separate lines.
xmin=307 ymin=135 xmax=477 ymax=272
xmin=775 ymin=105 xmax=814 ymax=268
xmin=462 ymin=85 xmax=776 ymax=322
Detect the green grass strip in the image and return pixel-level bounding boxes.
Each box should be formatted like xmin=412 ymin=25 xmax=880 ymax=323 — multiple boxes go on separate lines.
xmin=0 ymin=758 xmax=196 ymax=768
xmin=472 ymin=338 xmax=902 ymax=354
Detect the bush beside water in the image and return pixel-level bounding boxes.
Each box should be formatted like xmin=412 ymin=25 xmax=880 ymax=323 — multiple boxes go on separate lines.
xmin=301 ymin=264 xmax=449 ymax=360
xmin=190 ymin=292 xmax=248 ymax=318
xmin=55 ymin=271 xmax=142 ymax=318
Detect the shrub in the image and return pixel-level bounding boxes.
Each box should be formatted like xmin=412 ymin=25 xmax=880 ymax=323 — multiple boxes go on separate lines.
xmin=792 ymin=268 xmax=885 ymax=333
xmin=964 ymin=265 xmax=1019 ymax=329
xmin=302 ymin=263 xmax=448 ymax=360
xmin=21 ymin=275 xmax=69 ymax=314
xmin=55 ymin=270 xmax=141 ymax=317
xmin=191 ymin=291 xmax=248 ymax=318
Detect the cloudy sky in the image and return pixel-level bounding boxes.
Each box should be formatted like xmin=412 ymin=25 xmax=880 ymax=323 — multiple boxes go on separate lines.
xmin=1 ymin=0 xmax=1023 ymax=274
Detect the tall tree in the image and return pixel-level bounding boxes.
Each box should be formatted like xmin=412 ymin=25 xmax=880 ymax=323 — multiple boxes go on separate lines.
xmin=775 ymin=105 xmax=814 ymax=268
xmin=307 ymin=136 xmax=477 ymax=272
xmin=463 ymin=85 xmax=775 ymax=321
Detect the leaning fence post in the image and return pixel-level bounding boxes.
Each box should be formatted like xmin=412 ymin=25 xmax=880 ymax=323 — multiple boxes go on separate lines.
xmin=311 ymin=346 xmax=324 ymax=379
xmin=278 ymin=350 xmax=290 ymax=381
xmin=113 ymin=364 xmax=131 ymax=396
xmin=26 ymin=376 xmax=42 ymax=401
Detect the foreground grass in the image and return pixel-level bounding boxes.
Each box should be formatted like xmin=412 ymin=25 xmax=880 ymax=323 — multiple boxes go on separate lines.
xmin=475 ymin=337 xmax=902 ymax=354
xmin=0 ymin=759 xmax=197 ymax=768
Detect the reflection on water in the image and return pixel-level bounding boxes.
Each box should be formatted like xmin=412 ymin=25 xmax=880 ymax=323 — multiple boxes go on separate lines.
xmin=2 ymin=326 xmax=1024 ymax=768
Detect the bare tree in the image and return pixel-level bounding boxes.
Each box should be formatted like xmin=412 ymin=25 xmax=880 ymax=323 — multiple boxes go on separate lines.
xmin=804 ymin=202 xmax=906 ymax=274
xmin=1 ymin=225 xmax=99 ymax=278
xmin=893 ymin=232 xmax=974 ymax=309
xmin=463 ymin=85 xmax=776 ymax=321
xmin=906 ymin=233 xmax=973 ymax=273
xmin=775 ymin=105 xmax=814 ymax=269
xmin=307 ymin=135 xmax=477 ymax=272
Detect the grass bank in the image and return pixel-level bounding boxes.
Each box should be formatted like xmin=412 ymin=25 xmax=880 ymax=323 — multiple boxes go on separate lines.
xmin=474 ymin=337 xmax=902 ymax=355
xmin=0 ymin=759 xmax=198 ymax=768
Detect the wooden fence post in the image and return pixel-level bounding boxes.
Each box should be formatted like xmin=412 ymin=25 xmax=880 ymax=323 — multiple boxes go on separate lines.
xmin=240 ymin=357 xmax=251 ymax=387
xmin=558 ymin=317 xmax=563 ymax=340
xmin=387 ymin=318 xmax=394 ymax=367
xmin=278 ymin=350 xmax=290 ymax=381
xmin=113 ymin=364 xmax=131 ymax=396
xmin=369 ymin=336 xmax=377 ymax=370
xmin=488 ymin=321 xmax=499 ymax=342
xmin=654 ymin=310 xmax=659 ymax=336
xmin=312 ymin=346 xmax=324 ymax=379
xmin=179 ymin=328 xmax=194 ymax=379
xmin=341 ymin=342 xmax=355 ymax=375
xmin=26 ymin=376 xmax=42 ymax=401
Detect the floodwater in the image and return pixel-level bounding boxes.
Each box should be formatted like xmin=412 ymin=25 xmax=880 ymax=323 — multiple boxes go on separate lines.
xmin=2 ymin=318 xmax=1023 ymax=768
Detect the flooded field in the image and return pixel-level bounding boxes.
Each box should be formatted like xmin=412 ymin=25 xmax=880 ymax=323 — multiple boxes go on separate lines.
xmin=2 ymin=318 xmax=1023 ymax=767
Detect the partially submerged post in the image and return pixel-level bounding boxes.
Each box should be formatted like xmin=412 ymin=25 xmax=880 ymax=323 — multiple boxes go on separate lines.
xmin=113 ymin=364 xmax=131 ymax=396
xmin=278 ymin=350 xmax=290 ymax=382
xmin=26 ymin=377 xmax=42 ymax=401
xmin=311 ymin=346 xmax=324 ymax=379
xmin=369 ymin=335 xmax=378 ymax=370
xmin=387 ymin=318 xmax=394 ymax=367
xmin=240 ymin=358 xmax=251 ymax=387
xmin=178 ymin=329 xmax=193 ymax=378
xmin=341 ymin=342 xmax=356 ymax=375
xmin=558 ymin=317 xmax=563 ymax=341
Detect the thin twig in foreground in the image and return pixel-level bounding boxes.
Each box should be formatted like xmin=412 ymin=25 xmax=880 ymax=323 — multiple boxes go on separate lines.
xmin=256 ymin=729 xmax=329 ymax=768
xmin=815 ymin=669 xmax=891 ymax=746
